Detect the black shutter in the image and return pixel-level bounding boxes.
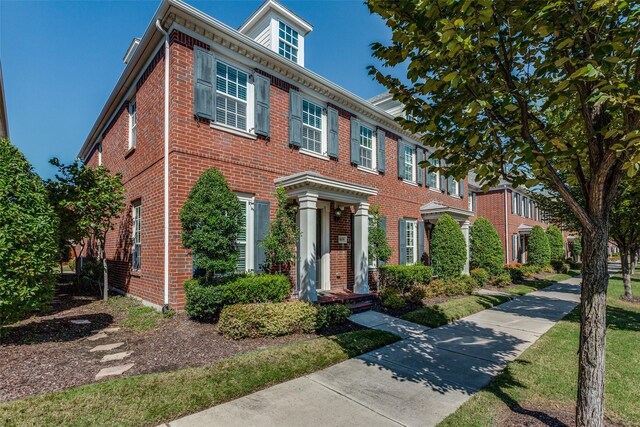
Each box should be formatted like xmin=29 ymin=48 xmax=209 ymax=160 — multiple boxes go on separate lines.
xmin=254 ymin=74 xmax=271 ymax=137
xmin=253 ymin=200 xmax=270 ymax=272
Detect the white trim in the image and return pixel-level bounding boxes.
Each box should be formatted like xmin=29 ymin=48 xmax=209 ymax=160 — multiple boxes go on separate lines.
xmin=300 ymin=148 xmax=330 ymax=161
xmin=128 ymin=98 xmax=137 ymax=149
xmin=358 ymin=121 xmax=377 ymax=171
xmin=357 ymin=165 xmax=379 ymax=175
xmin=238 ymin=0 xmax=313 ymax=35
xmin=236 ymin=195 xmax=255 ymax=272
xmin=404 ymin=219 xmax=418 ymax=265
xmin=214 ymin=58 xmax=255 ymax=134
xmin=316 ymin=200 xmax=331 ymax=291
xmin=210 ymin=122 xmax=257 ymax=140
xmin=300 ymin=96 xmax=326 ymax=155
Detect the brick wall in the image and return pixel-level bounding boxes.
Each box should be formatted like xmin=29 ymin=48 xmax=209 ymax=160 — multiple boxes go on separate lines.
xmin=94 ymin=30 xmax=473 ymax=309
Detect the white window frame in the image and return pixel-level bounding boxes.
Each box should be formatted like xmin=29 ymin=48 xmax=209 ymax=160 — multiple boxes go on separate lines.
xmin=128 ymin=98 xmax=137 ymax=149
xmin=405 ymin=220 xmax=418 ymax=265
xmin=449 ymin=178 xmax=460 ymax=197
xmin=236 ymin=195 xmax=255 ymax=273
xmin=97 ymin=143 xmax=102 ymax=166
xmin=358 ymin=122 xmax=377 ymax=172
xmin=300 ymin=97 xmax=327 ymax=156
xmin=214 ymin=59 xmax=254 ymax=134
xmin=403 ymin=145 xmax=416 ymax=182
xmin=131 ymin=200 xmax=141 ymax=271
xmin=277 ymin=21 xmax=299 ymax=63
xmin=428 ymin=157 xmax=440 ymax=190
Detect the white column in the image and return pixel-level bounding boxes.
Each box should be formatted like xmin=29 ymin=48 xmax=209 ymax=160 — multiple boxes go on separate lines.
xmin=461 ymin=220 xmax=471 ymax=275
xmin=353 ymin=202 xmax=370 ymax=294
xmin=298 ymin=193 xmax=318 ymax=301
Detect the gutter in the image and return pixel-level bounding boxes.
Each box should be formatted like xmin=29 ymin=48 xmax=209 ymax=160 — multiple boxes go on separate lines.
xmin=156 ymin=19 xmax=170 ymax=312
xmin=504 ymin=185 xmax=509 ymax=263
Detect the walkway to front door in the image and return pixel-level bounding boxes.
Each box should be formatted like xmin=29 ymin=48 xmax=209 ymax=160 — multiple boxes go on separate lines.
xmin=165 ymin=276 xmax=581 ymax=427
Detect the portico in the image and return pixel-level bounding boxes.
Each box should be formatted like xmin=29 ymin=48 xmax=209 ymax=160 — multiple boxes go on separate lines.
xmin=274 ymin=172 xmax=378 ymax=302
xmin=420 ymin=201 xmax=474 ymax=274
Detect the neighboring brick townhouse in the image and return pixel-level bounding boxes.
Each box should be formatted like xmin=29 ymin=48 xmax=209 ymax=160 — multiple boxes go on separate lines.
xmin=78 ymin=0 xmax=476 ymax=310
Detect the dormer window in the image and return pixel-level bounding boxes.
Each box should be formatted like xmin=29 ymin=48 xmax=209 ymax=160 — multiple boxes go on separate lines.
xmin=278 ymin=21 xmax=299 ymax=62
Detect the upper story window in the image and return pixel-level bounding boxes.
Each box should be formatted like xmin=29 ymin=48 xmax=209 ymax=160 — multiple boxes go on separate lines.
xmin=128 ymin=99 xmax=137 ymax=149
xmin=469 ymin=191 xmax=477 ymax=212
xmin=278 ymin=21 xmax=299 ymax=62
xmin=359 ymin=124 xmax=376 ymax=170
xmin=131 ymin=200 xmax=141 ymax=271
xmin=449 ymin=177 xmax=460 ymax=196
xmin=302 ymin=99 xmax=324 ymax=154
xmin=403 ymin=145 xmax=416 ymax=182
xmin=216 ymin=61 xmax=249 ymax=131
xmin=427 ymin=157 xmax=440 ymax=189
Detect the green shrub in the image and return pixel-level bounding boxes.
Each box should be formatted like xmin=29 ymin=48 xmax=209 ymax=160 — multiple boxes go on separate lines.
xmin=184 ymin=274 xmax=291 ymax=320
xmin=492 ymin=273 xmax=512 ymax=288
xmin=550 ymin=260 xmax=570 ymax=274
xmin=527 ymin=225 xmax=551 ymax=267
xmin=470 ymin=268 xmax=489 ymax=287
xmin=180 ymin=168 xmax=244 ymax=277
xmin=541 ymin=264 xmax=556 ymax=273
xmin=218 ymin=302 xmax=317 ymax=339
xmin=444 ymin=275 xmax=478 ymax=296
xmin=504 ymin=264 xmax=524 ymax=282
xmin=425 ymin=278 xmax=447 ymax=298
xmin=316 ymin=304 xmax=352 ymax=330
xmin=572 ymin=237 xmax=582 ymax=258
xmin=546 ymin=225 xmax=565 ymax=261
xmin=470 ymin=217 xmax=505 ymax=276
xmin=380 ymin=287 xmax=405 ymax=309
xmin=430 ymin=214 xmax=467 ymax=280
xmin=0 ymin=138 xmax=57 ymax=325
xmin=368 ymin=204 xmax=392 ymax=267
xmin=262 ymin=187 xmax=298 ymax=273
xmin=406 ymin=285 xmax=428 ymax=304
xmin=519 ymin=265 xmax=541 ymax=278
xmin=378 ymin=265 xmax=433 ymax=293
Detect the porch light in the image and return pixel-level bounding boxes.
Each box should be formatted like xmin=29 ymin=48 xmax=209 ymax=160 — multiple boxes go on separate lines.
xmin=334 ymin=206 xmax=344 ymax=220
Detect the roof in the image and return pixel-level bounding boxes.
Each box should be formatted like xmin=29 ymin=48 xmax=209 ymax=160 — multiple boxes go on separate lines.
xmin=78 ymin=0 xmax=417 ymax=161
xmin=238 ymin=0 xmax=313 ymax=35
xmin=367 ymin=91 xmax=392 ymax=105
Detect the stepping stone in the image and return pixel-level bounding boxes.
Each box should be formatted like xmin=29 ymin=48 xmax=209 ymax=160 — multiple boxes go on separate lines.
xmin=95 ymin=363 xmax=134 ymax=380
xmin=100 ymin=327 xmax=121 ymax=333
xmin=70 ymin=319 xmax=91 ymax=325
xmin=87 ymin=332 xmax=108 ymax=341
xmin=90 ymin=342 xmax=124 ymax=352
xmin=101 ymin=351 xmax=133 ymax=363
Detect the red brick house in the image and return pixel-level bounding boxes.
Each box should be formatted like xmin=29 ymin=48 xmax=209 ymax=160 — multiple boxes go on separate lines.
xmin=78 ymin=0 xmax=475 ymax=310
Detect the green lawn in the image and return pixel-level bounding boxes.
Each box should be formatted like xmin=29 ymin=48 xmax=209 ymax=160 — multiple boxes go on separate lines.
xmin=439 ymin=275 xmax=640 ymax=427
xmin=0 ymin=329 xmax=398 ymax=427
xmin=502 ymin=273 xmax=574 ymax=296
xmin=402 ymin=294 xmax=512 ymax=327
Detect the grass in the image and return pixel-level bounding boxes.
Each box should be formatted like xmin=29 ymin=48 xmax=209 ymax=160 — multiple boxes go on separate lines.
xmin=502 ymin=273 xmax=574 ymax=296
xmin=0 ymin=329 xmax=398 ymax=427
xmin=438 ymin=275 xmax=640 ymax=427
xmin=402 ymin=294 xmax=512 ymax=327
xmin=106 ymin=296 xmax=164 ymax=332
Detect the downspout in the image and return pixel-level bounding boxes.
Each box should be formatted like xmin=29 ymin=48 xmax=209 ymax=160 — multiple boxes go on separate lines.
xmin=156 ymin=19 xmax=170 ymax=312
xmin=504 ymin=185 xmax=509 ymax=263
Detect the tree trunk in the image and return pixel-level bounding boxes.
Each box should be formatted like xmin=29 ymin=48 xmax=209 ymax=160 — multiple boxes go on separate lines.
xmin=576 ymin=226 xmax=609 ymax=427
xmin=621 ymin=246 xmax=632 ymax=298
xmin=101 ymin=241 xmax=109 ymax=301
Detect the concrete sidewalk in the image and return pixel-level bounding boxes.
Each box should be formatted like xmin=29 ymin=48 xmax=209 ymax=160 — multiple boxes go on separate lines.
xmin=165 ymin=277 xmax=581 ymax=427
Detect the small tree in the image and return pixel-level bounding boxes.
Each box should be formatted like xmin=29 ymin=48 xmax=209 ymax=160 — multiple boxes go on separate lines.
xmin=0 ymin=138 xmax=58 ymax=325
xmin=528 ymin=226 xmax=551 ymax=268
xmin=262 ymin=187 xmax=298 ymax=274
xmin=470 ymin=217 xmax=504 ymax=276
xmin=430 ymin=214 xmax=466 ymax=280
xmin=181 ymin=168 xmax=243 ymax=279
xmin=546 ymin=225 xmax=565 ymax=261
xmin=573 ymin=237 xmax=583 ymax=261
xmin=368 ymin=204 xmax=392 ymax=267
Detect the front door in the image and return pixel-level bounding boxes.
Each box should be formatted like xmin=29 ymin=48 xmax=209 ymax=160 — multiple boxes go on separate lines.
xmin=316 ymin=201 xmax=331 ymax=291
xmin=316 ymin=209 xmax=322 ymax=289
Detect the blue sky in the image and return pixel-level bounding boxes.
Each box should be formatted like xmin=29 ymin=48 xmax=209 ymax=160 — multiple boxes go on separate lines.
xmin=1 ymin=0 xmax=393 ymax=179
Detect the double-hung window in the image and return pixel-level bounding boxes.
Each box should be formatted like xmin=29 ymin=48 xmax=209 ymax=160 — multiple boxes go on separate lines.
xmin=403 ymin=145 xmax=416 ymax=182
xmin=236 ymin=196 xmax=254 ymax=272
xmin=131 ymin=201 xmax=141 ymax=271
xmin=302 ymin=99 xmax=323 ymax=154
xmin=128 ymin=98 xmax=137 ymax=149
xmin=450 ymin=179 xmax=460 ymax=196
xmin=278 ymin=21 xmax=299 ymax=62
xmin=359 ymin=125 xmax=375 ymax=170
xmin=405 ymin=220 xmax=417 ymax=265
xmin=428 ymin=157 xmax=440 ymax=189
xmin=215 ymin=61 xmax=248 ymax=131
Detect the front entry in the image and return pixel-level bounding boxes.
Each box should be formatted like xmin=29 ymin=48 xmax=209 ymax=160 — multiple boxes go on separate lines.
xmin=315 ymin=201 xmax=331 ymax=291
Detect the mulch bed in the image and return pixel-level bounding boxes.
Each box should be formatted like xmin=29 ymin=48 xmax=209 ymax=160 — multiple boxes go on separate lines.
xmin=0 ymin=280 xmax=356 ymax=402
xmin=497 ymin=402 xmax=625 ymax=427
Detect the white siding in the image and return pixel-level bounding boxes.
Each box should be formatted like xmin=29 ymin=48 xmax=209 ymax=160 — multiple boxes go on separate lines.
xmin=248 ymin=19 xmax=271 ymax=48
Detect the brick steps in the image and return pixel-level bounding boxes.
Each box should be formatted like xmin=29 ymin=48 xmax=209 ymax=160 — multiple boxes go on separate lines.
xmin=317 ymin=291 xmax=376 ymax=314
xmin=347 ymin=301 xmax=374 ymax=313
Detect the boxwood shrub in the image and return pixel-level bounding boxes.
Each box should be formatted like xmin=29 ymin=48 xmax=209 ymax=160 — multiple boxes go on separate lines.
xmin=470 ymin=268 xmax=489 ymax=287
xmin=470 ymin=217 xmax=505 ymax=276
xmin=316 ymin=304 xmax=352 ymax=330
xmin=431 ymin=214 xmax=467 ymax=280
xmin=378 ymin=265 xmax=433 ymax=293
xmin=184 ymin=274 xmax=291 ymax=320
xmin=528 ymin=225 xmax=551 ymax=267
xmin=218 ymin=302 xmax=317 ymax=339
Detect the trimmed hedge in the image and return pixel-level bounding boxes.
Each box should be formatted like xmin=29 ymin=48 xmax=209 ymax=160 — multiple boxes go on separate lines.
xmin=527 ymin=225 xmax=551 ymax=267
xmin=380 ymin=287 xmax=405 ymax=309
xmin=470 ymin=268 xmax=489 ymax=287
xmin=184 ymin=274 xmax=291 ymax=320
xmin=378 ymin=265 xmax=433 ymax=293
xmin=550 ymin=259 xmax=570 ymax=274
xmin=218 ymin=301 xmax=352 ymax=339
xmin=546 ymin=225 xmax=565 ymax=261
xmin=470 ymin=217 xmax=505 ymax=276
xmin=431 ymin=214 xmax=467 ymax=280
